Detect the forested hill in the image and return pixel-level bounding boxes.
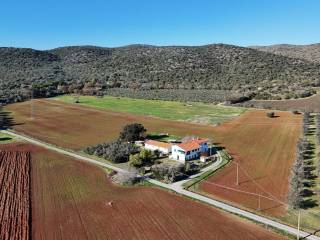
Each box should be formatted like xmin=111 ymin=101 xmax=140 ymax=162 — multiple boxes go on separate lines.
xmin=1 ymin=44 xmax=320 ymax=104
xmin=251 ymin=43 xmax=320 ymax=63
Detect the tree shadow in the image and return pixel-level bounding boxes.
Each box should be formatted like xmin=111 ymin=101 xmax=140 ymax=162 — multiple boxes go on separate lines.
xmin=301 ymin=189 xmax=315 ymax=197
xmin=0 ymin=137 xmax=12 ymax=141
xmin=303 ymin=181 xmax=316 ymax=188
xmin=301 ymin=199 xmax=318 ymax=209
xmin=0 ymin=109 xmax=22 ymax=130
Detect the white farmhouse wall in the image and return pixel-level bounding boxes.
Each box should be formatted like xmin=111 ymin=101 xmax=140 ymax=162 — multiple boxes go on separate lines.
xmin=170 ymin=140 xmax=209 ymax=163
xmin=144 ymin=144 xmax=171 ymax=154
xmin=170 ymin=145 xmax=186 ymax=163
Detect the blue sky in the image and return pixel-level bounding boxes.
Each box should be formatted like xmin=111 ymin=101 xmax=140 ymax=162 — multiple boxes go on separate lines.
xmin=1 ymin=0 xmax=319 ymax=49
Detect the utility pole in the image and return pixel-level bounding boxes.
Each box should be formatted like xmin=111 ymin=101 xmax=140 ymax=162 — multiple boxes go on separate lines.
xmin=258 ymin=193 xmax=261 ymax=211
xmin=236 ymin=162 xmax=239 ymax=185
xmin=30 ymin=88 xmax=34 ymax=120
xmin=297 ymin=210 xmax=301 ymax=240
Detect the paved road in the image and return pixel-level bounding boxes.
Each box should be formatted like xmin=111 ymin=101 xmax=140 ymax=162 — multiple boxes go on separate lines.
xmin=3 ymin=129 xmax=320 ymax=240
xmin=2 ymin=130 xmax=127 ymax=173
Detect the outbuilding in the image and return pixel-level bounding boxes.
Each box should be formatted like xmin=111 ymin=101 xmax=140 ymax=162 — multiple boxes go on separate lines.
xmin=144 ymin=140 xmax=172 ymax=155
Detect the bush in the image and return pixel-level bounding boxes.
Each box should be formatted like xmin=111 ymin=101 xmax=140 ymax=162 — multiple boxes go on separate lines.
xmin=112 ymin=171 xmax=140 ymax=186
xmin=129 ymin=149 xmax=154 ymax=167
xmin=151 ymin=163 xmax=185 ymax=183
xmin=85 ymin=139 xmax=138 ymax=163
xmin=266 ymin=112 xmax=275 ymax=118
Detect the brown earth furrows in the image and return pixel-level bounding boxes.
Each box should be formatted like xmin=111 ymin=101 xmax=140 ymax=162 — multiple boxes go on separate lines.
xmin=0 ymin=150 xmax=31 ymax=240
xmin=27 ymin=143 xmax=283 ymax=240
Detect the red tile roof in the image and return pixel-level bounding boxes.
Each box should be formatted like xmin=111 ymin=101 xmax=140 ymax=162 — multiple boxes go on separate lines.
xmin=145 ymin=140 xmax=171 ymax=149
xmin=177 ymin=138 xmax=208 ymax=152
xmin=177 ymin=142 xmax=200 ymax=151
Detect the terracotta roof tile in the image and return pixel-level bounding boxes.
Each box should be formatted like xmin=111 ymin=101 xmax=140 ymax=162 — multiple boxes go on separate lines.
xmin=177 ymin=142 xmax=200 ymax=151
xmin=145 ymin=140 xmax=171 ymax=149
xmin=177 ymin=138 xmax=208 ymax=152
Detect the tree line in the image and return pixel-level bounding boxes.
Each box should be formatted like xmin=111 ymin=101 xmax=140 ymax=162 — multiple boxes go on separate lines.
xmin=288 ymin=112 xmax=318 ymax=210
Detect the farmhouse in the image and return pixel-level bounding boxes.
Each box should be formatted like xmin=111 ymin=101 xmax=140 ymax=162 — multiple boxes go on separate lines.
xmin=144 ymin=140 xmax=172 ymax=154
xmin=170 ymin=138 xmax=209 ymax=163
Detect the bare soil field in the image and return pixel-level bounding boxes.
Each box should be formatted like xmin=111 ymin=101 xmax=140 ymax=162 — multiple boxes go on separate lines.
xmin=0 ymin=146 xmax=31 ymax=240
xmin=239 ymin=93 xmax=320 ymax=112
xmin=1 ymin=143 xmax=283 ymax=240
xmin=5 ymin=99 xmax=301 ymax=217
xmin=200 ymin=110 xmax=302 ymax=216
xmin=5 ymin=99 xmax=236 ymax=150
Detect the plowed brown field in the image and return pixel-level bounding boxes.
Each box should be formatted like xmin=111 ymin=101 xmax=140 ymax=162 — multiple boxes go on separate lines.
xmin=27 ymin=143 xmax=282 ymax=239
xmin=0 ymin=143 xmax=284 ymax=239
xmin=6 ymin=99 xmax=221 ymax=150
xmin=200 ymin=110 xmax=302 ymax=215
xmin=0 ymin=147 xmax=31 ymax=240
xmin=5 ymin=99 xmax=301 ymax=217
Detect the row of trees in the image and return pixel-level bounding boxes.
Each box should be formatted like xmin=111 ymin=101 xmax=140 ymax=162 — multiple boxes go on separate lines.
xmin=85 ymin=139 xmax=138 ymax=163
xmin=303 ymin=112 xmax=311 ymax=135
xmin=288 ymin=138 xmax=309 ymax=209
xmin=316 ymin=115 xmax=320 ymax=177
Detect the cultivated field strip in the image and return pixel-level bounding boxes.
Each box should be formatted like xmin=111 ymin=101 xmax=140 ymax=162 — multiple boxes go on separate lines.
xmin=0 ymin=150 xmax=31 ymax=240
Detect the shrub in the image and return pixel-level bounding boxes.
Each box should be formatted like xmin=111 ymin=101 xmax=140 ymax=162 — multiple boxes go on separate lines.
xmin=151 ymin=163 xmax=185 ymax=183
xmin=129 ymin=149 xmax=154 ymax=167
xmin=266 ymin=112 xmax=275 ymax=118
xmin=85 ymin=139 xmax=138 ymax=163
xmin=112 ymin=171 xmax=140 ymax=186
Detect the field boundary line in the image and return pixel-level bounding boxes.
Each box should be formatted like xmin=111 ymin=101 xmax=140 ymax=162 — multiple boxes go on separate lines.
xmin=3 ymin=129 xmax=320 ymax=240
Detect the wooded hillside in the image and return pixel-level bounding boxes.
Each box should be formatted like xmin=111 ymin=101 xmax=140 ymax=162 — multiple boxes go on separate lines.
xmin=1 ymin=44 xmax=320 ymax=104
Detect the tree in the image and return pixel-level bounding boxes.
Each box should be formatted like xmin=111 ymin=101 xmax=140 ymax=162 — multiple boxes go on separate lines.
xmin=129 ymin=149 xmax=154 ymax=167
xmin=119 ymin=123 xmax=147 ymax=142
xmin=151 ymin=163 xmax=185 ymax=183
xmin=129 ymin=154 xmax=143 ymax=167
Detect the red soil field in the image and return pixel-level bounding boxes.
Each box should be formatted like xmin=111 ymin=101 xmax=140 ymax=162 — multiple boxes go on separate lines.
xmin=5 ymin=99 xmax=301 ymax=216
xmin=18 ymin=143 xmax=281 ymax=240
xmin=240 ymin=93 xmax=320 ymax=112
xmin=0 ymin=147 xmax=31 ymax=240
xmin=5 ymin=99 xmax=236 ymax=150
xmin=200 ymin=110 xmax=302 ymax=216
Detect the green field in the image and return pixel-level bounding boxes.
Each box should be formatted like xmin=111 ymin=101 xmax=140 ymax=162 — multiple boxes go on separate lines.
xmin=55 ymin=95 xmax=245 ymax=124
